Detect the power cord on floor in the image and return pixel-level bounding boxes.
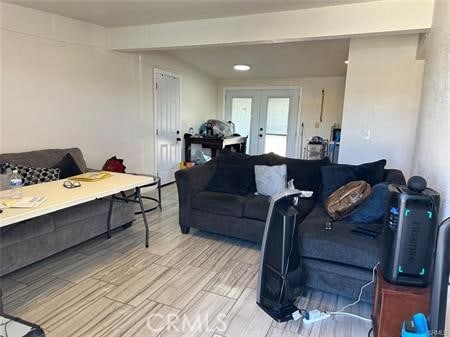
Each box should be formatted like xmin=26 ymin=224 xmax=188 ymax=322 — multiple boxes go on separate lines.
xmin=327 ymin=311 xmax=372 ymax=323
xmin=326 ymin=263 xmax=379 ymax=323
xmin=300 ymin=262 xmax=378 ymax=329
xmin=338 ymin=263 xmax=378 ymax=313
xmin=368 ymin=327 xmax=373 ymax=337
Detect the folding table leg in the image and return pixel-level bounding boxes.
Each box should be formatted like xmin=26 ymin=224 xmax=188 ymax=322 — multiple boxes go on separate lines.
xmin=136 ymin=187 xmax=150 ymax=247
xmin=158 ymin=180 xmax=162 ymax=210
xmin=106 ymin=198 xmax=114 ymax=239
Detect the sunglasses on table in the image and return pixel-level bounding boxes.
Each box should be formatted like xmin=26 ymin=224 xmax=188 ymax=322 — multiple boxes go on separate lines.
xmin=63 ymin=180 xmax=81 ymax=189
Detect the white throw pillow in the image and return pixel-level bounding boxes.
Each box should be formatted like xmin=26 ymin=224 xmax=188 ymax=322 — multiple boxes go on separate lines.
xmin=254 ymin=164 xmax=287 ymax=196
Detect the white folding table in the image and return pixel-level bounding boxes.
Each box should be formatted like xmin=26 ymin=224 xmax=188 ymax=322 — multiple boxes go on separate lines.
xmin=0 ymin=172 xmax=156 ymax=247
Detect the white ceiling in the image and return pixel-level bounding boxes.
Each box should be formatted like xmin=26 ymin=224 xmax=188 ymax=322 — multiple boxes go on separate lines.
xmin=162 ymin=39 xmax=350 ymax=79
xmin=5 ymin=0 xmax=376 ymax=28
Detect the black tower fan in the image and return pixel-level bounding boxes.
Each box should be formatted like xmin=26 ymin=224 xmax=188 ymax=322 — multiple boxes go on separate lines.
xmin=257 ymin=189 xmax=304 ymax=322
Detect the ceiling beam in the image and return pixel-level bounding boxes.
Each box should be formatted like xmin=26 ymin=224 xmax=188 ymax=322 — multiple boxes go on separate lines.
xmin=109 ymin=0 xmax=434 ymax=51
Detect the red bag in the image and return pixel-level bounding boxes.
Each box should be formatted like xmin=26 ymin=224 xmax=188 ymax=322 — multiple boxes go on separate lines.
xmin=102 ymin=156 xmax=126 ymax=173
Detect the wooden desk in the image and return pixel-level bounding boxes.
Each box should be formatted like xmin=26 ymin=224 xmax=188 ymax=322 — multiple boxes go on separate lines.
xmin=184 ymin=135 xmax=247 ymax=162
xmin=372 ymin=266 xmax=430 ymax=337
xmin=0 ymin=172 xmax=154 ymax=246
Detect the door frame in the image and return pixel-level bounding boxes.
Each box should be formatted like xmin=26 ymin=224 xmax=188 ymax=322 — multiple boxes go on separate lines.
xmin=222 ymin=86 xmax=302 ymax=157
xmin=153 ymin=68 xmax=182 ymax=180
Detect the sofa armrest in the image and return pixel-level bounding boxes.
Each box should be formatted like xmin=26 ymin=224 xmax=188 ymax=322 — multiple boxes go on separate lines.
xmin=383 ymin=169 xmax=406 ymax=185
xmin=175 ymin=161 xmax=217 ymax=227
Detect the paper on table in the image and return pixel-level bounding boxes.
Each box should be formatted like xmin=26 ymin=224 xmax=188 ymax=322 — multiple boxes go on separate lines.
xmin=69 ymin=171 xmax=112 ymax=182
xmin=2 ymin=196 xmax=47 ymax=208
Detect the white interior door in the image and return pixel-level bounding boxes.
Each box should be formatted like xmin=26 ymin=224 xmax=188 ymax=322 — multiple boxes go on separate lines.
xmin=155 ymin=71 xmax=181 ymax=185
xmin=225 ymin=89 xmax=299 ymax=157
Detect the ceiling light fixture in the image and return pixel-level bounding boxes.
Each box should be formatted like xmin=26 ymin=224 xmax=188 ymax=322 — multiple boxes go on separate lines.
xmin=233 ymin=64 xmax=250 ymax=71
xmin=344 ymin=60 xmax=349 ymax=64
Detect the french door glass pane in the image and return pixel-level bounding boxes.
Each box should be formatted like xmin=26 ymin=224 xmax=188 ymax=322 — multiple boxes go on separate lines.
xmin=266 ymin=98 xmax=290 ymax=134
xmin=265 ymin=98 xmax=290 ymax=156
xmin=265 ymin=134 xmax=287 ymax=156
xmin=231 ymin=98 xmax=252 ymax=153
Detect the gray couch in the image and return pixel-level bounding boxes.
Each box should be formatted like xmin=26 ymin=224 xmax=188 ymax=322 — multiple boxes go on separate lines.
xmin=175 ymin=152 xmax=406 ymax=301
xmin=0 ymin=148 xmax=135 ymax=276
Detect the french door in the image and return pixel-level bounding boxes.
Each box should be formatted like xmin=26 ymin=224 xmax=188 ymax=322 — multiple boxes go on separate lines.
xmin=224 ymin=89 xmax=300 ymax=157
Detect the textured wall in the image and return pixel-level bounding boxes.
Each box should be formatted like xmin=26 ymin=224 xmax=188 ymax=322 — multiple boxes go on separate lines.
xmin=339 ymin=34 xmax=424 ymax=176
xmin=411 ymin=0 xmax=449 ymax=221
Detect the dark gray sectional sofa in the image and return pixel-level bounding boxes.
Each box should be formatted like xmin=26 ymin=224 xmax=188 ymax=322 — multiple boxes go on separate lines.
xmin=175 ymin=151 xmax=406 ymax=301
xmin=0 ymin=148 xmax=135 ymax=276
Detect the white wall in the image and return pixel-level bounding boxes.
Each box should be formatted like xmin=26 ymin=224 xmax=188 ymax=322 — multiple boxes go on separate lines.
xmin=411 ymin=0 xmax=449 ymax=220
xmin=1 ymin=3 xmax=217 ymax=174
xmin=217 ymin=77 xmax=346 ymax=157
xmin=142 ymin=52 xmax=217 ymax=135
xmin=339 ymin=34 xmax=424 ymax=176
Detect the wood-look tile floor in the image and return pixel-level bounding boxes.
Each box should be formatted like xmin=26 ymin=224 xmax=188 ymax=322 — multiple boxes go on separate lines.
xmin=0 ymin=184 xmax=382 ymax=336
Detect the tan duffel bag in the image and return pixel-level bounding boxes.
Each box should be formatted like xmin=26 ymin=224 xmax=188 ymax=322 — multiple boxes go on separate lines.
xmin=325 ymin=180 xmax=371 ymax=220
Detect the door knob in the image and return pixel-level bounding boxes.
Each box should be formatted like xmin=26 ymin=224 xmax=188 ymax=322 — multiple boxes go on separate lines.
xmin=259 ymin=134 xmax=263 ymax=138
xmin=260 ymin=128 xmax=263 ymax=131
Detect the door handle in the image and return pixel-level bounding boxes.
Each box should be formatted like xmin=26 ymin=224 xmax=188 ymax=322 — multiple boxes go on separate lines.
xmin=176 ymin=138 xmax=181 ymax=142
xmin=259 ymin=134 xmax=263 ymax=138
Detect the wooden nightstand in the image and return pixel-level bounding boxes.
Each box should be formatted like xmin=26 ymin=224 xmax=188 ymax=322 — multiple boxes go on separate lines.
xmin=372 ymin=266 xmax=430 ymax=337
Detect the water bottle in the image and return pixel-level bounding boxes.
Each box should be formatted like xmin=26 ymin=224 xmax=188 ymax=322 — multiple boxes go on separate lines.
xmin=9 ymin=170 xmax=23 ymax=199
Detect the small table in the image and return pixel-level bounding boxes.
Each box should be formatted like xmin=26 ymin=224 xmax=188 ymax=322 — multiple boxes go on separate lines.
xmin=372 ymin=266 xmax=430 ymax=337
xmin=184 ymin=134 xmax=247 ymax=162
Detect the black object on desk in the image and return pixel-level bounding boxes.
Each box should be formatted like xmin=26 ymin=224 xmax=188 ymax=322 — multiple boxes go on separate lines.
xmin=184 ymin=134 xmax=247 ymax=162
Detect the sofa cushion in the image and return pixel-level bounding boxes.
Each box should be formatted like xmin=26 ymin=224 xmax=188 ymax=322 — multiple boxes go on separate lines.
xmin=243 ymin=194 xmax=270 ymax=221
xmin=254 ymin=164 xmax=287 ymax=196
xmin=2 ymin=163 xmax=60 ymax=186
xmin=286 ymin=157 xmax=330 ymax=197
xmin=346 ymin=182 xmax=390 ymax=224
xmin=0 ymin=148 xmax=87 ymax=173
xmin=299 ymin=206 xmax=382 ymax=270
xmin=248 ymin=153 xmax=288 ymax=192
xmin=206 ymin=164 xmax=253 ymax=196
xmin=51 ymin=153 xmax=83 ymax=179
xmin=192 ymin=191 xmax=247 ymax=218
xmin=0 ymin=215 xmax=55 ymax=248
xmin=320 ymin=159 xmax=387 ymax=201
xmin=244 ymin=195 xmax=316 ymax=222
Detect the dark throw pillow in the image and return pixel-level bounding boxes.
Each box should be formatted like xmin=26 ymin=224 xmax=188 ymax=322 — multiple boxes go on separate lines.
xmin=286 ymin=157 xmax=330 ymax=196
xmin=346 ymin=182 xmax=390 ymax=224
xmin=320 ymin=159 xmax=386 ymax=201
xmin=51 ymin=153 xmax=83 ymax=179
xmin=205 ymin=164 xmax=252 ymax=196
